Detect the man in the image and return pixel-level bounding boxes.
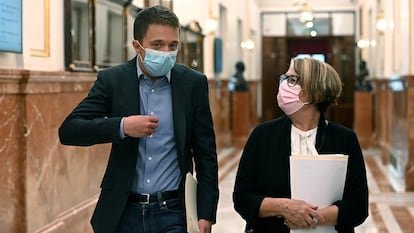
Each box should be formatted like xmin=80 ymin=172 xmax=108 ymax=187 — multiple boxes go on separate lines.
xmin=59 ymin=5 xmax=219 ymax=233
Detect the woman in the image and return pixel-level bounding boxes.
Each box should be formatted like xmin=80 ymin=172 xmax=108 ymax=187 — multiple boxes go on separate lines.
xmin=233 ymin=57 xmax=368 ymax=233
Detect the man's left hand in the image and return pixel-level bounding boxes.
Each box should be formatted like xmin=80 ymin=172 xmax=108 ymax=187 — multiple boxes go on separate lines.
xmin=198 ymin=219 xmax=213 ymax=233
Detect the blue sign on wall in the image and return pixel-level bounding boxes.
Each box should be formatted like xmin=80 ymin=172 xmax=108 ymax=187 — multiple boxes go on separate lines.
xmin=0 ymin=0 xmax=23 ymax=53
xmin=214 ymin=37 xmax=223 ymax=73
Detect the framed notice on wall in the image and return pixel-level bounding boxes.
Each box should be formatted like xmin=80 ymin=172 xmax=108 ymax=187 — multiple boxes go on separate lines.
xmin=0 ymin=0 xmax=22 ymax=53
xmin=145 ymin=0 xmax=173 ymax=10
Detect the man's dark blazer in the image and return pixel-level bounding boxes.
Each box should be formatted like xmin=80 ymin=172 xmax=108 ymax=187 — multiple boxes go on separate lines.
xmin=59 ymin=57 xmax=219 ymax=233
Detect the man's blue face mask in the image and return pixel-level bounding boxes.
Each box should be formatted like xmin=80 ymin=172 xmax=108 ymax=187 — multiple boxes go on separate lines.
xmin=136 ymin=40 xmax=178 ymax=77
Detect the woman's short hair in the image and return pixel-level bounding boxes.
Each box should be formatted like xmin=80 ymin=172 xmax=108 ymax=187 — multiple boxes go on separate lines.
xmin=293 ymin=57 xmax=343 ymax=113
xmin=133 ymin=6 xmax=180 ymax=42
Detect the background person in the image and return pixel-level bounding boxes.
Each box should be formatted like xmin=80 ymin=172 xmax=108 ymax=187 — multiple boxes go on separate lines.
xmin=233 ymin=57 xmax=368 ymax=233
xmin=228 ymin=61 xmax=249 ymax=92
xmin=59 ymin=5 xmax=219 ymax=233
xmin=355 ymin=60 xmax=372 ymax=91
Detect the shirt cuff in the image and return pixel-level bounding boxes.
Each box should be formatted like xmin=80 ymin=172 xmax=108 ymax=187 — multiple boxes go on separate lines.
xmin=120 ymin=117 xmax=127 ymax=139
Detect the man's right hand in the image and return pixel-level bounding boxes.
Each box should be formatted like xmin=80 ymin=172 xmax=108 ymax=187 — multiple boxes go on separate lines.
xmin=123 ymin=115 xmax=159 ymax=138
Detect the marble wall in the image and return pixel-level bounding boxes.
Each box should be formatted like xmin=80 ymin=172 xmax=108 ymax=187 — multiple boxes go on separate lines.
xmin=354 ymin=91 xmax=374 ymax=148
xmin=404 ymin=76 xmax=414 ymax=191
xmin=0 ymin=70 xmax=25 ymax=233
xmin=207 ymin=80 xmax=259 ymax=151
xmin=0 ymin=69 xmax=259 ymax=233
xmin=0 ymin=70 xmax=110 ymax=233
xmin=372 ymin=76 xmax=414 ymax=191
xmin=231 ymin=92 xmax=251 ymax=147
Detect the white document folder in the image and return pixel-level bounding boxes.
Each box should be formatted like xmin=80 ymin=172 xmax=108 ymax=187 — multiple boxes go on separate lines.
xmin=289 ymin=154 xmax=349 ymax=233
xmin=185 ymin=172 xmax=199 ymax=233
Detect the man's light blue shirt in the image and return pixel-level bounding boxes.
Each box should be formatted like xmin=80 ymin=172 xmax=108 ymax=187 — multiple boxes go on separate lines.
xmin=120 ymin=62 xmax=180 ymax=194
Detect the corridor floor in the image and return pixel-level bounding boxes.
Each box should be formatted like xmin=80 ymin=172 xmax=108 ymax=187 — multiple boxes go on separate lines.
xmin=213 ymin=147 xmax=414 ymax=233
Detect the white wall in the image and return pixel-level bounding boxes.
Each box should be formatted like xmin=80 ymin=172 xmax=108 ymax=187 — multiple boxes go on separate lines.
xmin=361 ymin=0 xmax=412 ymax=77
xmin=392 ymin=0 xmax=410 ymax=75
xmin=0 ymin=0 xmax=65 ymax=71
xmin=173 ymin=0 xmax=261 ymax=81
xmin=411 ymin=0 xmax=414 ymax=74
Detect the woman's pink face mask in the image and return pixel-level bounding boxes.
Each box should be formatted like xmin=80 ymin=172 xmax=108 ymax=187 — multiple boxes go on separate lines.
xmin=277 ymin=80 xmax=306 ymax=115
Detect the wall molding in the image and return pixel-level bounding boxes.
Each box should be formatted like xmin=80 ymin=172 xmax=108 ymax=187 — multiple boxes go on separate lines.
xmin=30 ymin=0 xmax=50 ymax=57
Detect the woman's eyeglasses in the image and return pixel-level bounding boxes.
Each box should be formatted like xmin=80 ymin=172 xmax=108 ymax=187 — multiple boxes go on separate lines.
xmin=279 ymin=74 xmax=301 ymax=87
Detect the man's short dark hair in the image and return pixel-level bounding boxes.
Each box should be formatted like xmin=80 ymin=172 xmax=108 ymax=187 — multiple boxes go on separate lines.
xmin=133 ymin=5 xmax=180 ymax=42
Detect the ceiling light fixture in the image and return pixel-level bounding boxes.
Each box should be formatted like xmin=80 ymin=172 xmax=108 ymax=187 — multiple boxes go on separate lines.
xmin=206 ymin=0 xmax=218 ymax=34
xmin=299 ymin=4 xmax=314 ymax=23
xmin=241 ymin=39 xmax=255 ymax=50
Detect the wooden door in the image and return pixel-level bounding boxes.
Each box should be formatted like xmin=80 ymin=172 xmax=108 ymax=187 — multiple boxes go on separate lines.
xmin=261 ymin=37 xmax=289 ymax=122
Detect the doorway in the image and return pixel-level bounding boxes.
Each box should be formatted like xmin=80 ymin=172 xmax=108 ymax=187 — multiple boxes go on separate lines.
xmin=288 ymin=37 xmax=329 ymax=60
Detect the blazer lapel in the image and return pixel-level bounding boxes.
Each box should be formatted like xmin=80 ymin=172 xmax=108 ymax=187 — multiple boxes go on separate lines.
xmin=170 ymin=65 xmax=187 ymax=163
xmin=120 ymin=57 xmax=140 ymax=116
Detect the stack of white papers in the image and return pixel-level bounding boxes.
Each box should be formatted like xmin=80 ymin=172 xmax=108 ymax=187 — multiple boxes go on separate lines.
xmin=185 ymin=172 xmax=200 ymax=233
xmin=290 ymin=154 xmax=348 ymax=233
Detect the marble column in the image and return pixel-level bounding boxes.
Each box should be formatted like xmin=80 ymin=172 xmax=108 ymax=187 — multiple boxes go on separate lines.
xmin=231 ymin=91 xmax=251 ymax=147
xmin=405 ymin=76 xmax=414 ymax=190
xmin=354 ymin=90 xmax=373 ymax=148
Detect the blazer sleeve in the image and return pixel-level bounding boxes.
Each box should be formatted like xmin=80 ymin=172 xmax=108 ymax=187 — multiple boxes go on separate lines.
xmin=333 ymin=131 xmax=369 ymax=232
xmin=59 ymin=70 xmax=122 ymax=146
xmin=233 ymin=126 xmax=266 ymax=224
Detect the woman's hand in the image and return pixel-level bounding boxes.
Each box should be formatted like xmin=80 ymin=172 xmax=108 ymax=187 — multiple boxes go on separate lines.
xmin=281 ymin=199 xmax=325 ymax=229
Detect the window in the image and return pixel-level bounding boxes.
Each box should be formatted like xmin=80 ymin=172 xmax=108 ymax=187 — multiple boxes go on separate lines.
xmin=295 ymin=53 xmax=326 ymax=62
xmin=145 ymin=0 xmax=172 ymax=9
xmin=178 ymin=24 xmax=204 ymax=72
xmin=287 ymin=16 xmax=332 ymax=37
xmin=64 ymin=0 xmax=134 ymax=71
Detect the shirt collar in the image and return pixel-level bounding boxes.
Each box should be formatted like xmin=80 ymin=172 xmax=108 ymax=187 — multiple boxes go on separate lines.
xmin=136 ymin=58 xmax=171 ymax=82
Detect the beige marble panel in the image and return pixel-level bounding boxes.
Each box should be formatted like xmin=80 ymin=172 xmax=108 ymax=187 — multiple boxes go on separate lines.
xmin=24 ymin=91 xmax=110 ymax=232
xmin=0 ymin=92 xmax=25 ymax=233
xmin=231 ymin=92 xmax=250 ymax=147
xmin=372 ymin=79 xmax=391 ymax=164
xmin=208 ymin=79 xmax=258 ymax=152
xmin=354 ymin=91 xmax=373 ymax=148
xmin=209 ymin=80 xmax=232 ymax=152
xmin=0 ymin=69 xmax=111 ymax=233
xmin=405 ymin=76 xmax=414 ymax=191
